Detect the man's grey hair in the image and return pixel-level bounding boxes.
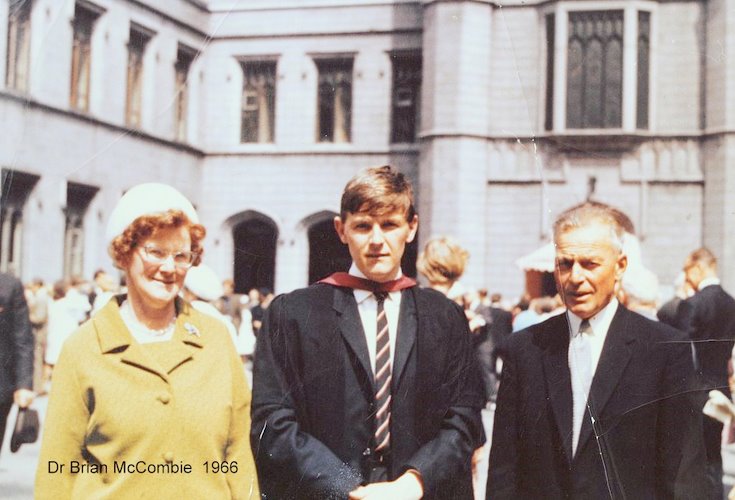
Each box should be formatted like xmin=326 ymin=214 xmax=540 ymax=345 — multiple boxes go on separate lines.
xmin=553 ymin=202 xmax=625 ymax=252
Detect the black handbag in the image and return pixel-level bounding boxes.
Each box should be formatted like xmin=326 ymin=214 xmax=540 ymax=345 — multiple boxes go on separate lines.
xmin=10 ymin=407 xmax=39 ymax=453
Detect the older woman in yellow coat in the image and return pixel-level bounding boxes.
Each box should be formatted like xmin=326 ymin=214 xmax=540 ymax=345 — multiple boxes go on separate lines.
xmin=35 ymin=184 xmax=259 ymax=499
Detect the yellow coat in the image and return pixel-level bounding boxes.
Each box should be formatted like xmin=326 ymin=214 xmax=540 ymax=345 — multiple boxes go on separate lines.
xmin=35 ymin=297 xmax=259 ymax=499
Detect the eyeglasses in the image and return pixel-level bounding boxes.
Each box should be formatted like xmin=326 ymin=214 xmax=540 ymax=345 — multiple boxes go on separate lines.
xmin=140 ymin=244 xmax=198 ymax=269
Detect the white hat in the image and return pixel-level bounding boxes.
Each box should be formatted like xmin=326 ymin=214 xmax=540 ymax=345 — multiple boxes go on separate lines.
xmin=184 ymin=263 xmax=224 ymax=302
xmin=105 ymin=183 xmax=199 ymax=244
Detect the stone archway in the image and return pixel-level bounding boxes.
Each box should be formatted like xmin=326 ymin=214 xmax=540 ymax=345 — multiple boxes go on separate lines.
xmin=231 ymin=212 xmax=278 ymax=294
xmin=306 ymin=213 xmax=351 ymax=284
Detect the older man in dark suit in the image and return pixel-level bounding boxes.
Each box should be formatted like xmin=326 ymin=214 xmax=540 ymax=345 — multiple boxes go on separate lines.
xmin=0 ymin=271 xmax=34 ymax=457
xmin=676 ymin=247 xmax=735 ymax=499
xmin=487 ymin=203 xmax=706 ymax=499
xmin=251 ymin=166 xmax=484 ymax=499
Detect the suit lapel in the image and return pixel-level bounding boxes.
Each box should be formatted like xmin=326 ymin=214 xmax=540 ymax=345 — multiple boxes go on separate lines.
xmin=576 ymin=307 xmax=637 ymax=456
xmin=392 ymin=288 xmax=417 ymax=391
xmin=93 ymin=298 xmax=167 ymax=382
xmin=156 ymin=301 xmax=202 ymax=374
xmin=333 ymin=286 xmax=374 ymax=386
xmin=542 ymin=314 xmax=574 ymax=464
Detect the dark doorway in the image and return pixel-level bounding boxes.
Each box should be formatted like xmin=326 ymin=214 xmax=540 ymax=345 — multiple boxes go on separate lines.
xmin=232 ymin=216 xmax=277 ymax=294
xmin=308 ymin=218 xmax=351 ymax=284
xmin=401 ymin=232 xmax=418 ymax=279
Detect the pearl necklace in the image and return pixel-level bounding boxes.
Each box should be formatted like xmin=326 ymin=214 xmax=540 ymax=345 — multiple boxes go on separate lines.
xmin=120 ymin=300 xmax=176 ymax=337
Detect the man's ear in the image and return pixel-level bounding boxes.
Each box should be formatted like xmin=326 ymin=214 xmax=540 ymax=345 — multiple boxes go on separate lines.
xmin=615 ymin=252 xmax=628 ymax=281
xmin=406 ymin=215 xmax=419 ymax=243
xmin=334 ymin=216 xmax=348 ymax=244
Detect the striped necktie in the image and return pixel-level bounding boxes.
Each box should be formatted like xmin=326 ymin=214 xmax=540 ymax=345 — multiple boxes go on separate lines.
xmin=374 ymin=291 xmax=391 ymax=452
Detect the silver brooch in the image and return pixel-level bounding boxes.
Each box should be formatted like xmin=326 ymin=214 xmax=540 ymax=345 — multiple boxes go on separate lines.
xmin=184 ymin=322 xmax=200 ymax=337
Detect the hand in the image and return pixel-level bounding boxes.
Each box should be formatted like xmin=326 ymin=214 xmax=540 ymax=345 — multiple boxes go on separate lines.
xmin=14 ymin=389 xmax=34 ymax=408
xmin=349 ymin=471 xmax=423 ymax=500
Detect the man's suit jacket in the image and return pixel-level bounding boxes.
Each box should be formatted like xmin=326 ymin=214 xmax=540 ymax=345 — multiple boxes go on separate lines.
xmin=475 ymin=306 xmax=513 ymax=402
xmin=487 ymin=306 xmax=707 ymax=499
xmin=675 ymin=284 xmax=735 ymax=468
xmin=251 ymin=284 xmax=485 ymax=500
xmin=676 ymin=284 xmax=735 ymax=394
xmin=0 ymin=273 xmax=33 ymax=401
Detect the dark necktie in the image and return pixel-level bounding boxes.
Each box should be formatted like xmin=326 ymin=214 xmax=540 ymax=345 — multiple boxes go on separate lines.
xmin=374 ymin=291 xmax=391 ymax=451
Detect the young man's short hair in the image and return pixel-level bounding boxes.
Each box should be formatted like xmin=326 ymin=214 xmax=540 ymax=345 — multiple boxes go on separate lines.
xmin=340 ymin=165 xmax=416 ymax=221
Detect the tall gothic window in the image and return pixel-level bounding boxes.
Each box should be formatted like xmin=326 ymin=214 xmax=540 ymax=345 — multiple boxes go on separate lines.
xmin=174 ymin=44 xmax=196 ymax=142
xmin=240 ymin=60 xmax=276 ymax=143
xmin=315 ymin=58 xmax=353 ymax=143
xmin=637 ymin=11 xmax=650 ymax=129
xmin=545 ymin=8 xmax=651 ymax=132
xmin=6 ymin=0 xmax=32 ymax=92
xmin=70 ymin=2 xmax=102 ymax=111
xmin=63 ymin=182 xmax=98 ymax=279
xmin=125 ymin=24 xmax=153 ymax=127
xmin=566 ymin=10 xmax=623 ymax=129
xmin=390 ymin=53 xmax=421 ymax=143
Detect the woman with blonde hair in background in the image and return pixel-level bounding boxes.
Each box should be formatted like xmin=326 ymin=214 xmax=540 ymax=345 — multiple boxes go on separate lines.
xmin=416 ymin=236 xmax=468 ymax=297
xmin=417 ymin=236 xmax=492 ymax=499
xmin=35 ymin=183 xmax=259 ymax=499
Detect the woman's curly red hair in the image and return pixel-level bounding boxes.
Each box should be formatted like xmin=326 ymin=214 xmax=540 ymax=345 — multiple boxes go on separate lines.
xmin=108 ymin=210 xmax=206 ymax=269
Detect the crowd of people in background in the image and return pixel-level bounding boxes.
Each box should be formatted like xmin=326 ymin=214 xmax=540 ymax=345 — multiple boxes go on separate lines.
xmin=4 ymin=171 xmax=734 ymax=499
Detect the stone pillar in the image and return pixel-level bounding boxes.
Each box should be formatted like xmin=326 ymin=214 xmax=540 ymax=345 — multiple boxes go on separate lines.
xmin=419 ymin=0 xmax=493 ymax=288
xmin=703 ymin=0 xmax=735 ymax=292
xmin=274 ymin=224 xmax=308 ymax=294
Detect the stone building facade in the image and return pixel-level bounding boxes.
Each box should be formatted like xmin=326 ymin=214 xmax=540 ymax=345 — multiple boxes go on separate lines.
xmin=1 ymin=0 xmax=732 ymax=299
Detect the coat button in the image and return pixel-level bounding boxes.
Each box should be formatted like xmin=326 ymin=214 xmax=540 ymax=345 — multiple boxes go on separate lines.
xmin=163 ymin=452 xmax=174 ymax=463
xmin=158 ymin=393 xmax=171 ymax=404
xmin=362 ymin=448 xmax=371 ymax=457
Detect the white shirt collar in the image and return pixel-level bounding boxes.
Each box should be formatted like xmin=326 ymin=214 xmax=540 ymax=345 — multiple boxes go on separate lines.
xmin=698 ymin=277 xmax=721 ymax=290
xmin=566 ymin=298 xmax=619 ymax=339
xmin=348 ymin=263 xmax=402 ymax=304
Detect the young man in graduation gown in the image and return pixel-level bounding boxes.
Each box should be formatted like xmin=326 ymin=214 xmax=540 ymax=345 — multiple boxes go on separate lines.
xmin=251 ymin=165 xmax=484 ymax=499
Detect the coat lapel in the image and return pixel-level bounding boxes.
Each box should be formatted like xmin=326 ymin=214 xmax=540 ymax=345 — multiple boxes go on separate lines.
xmin=93 ymin=297 xmax=170 ymax=382
xmin=157 ymin=300 xmax=202 ymax=374
xmin=93 ymin=296 xmax=203 ymax=382
xmin=576 ymin=307 xmax=636 ymax=456
xmin=542 ymin=313 xmax=574 ymax=464
xmin=392 ymin=288 xmax=417 ymax=391
xmin=333 ymin=287 xmax=374 ymax=386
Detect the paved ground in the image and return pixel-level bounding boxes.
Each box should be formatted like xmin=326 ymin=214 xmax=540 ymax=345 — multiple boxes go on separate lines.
xmin=0 ymin=395 xmax=47 ymax=500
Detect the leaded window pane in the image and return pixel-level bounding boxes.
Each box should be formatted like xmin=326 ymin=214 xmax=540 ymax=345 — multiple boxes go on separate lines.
xmin=544 ymin=14 xmax=555 ymax=131
xmin=390 ymin=54 xmax=421 ymax=143
xmin=566 ymin=10 xmax=623 ymax=129
xmin=637 ymin=11 xmax=650 ymax=129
